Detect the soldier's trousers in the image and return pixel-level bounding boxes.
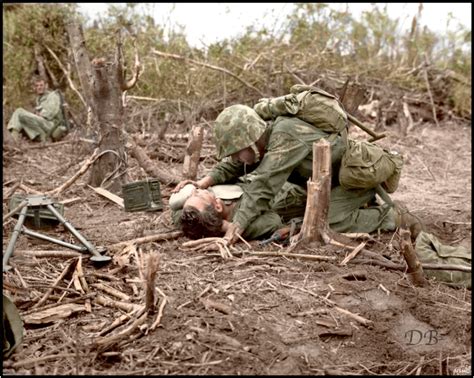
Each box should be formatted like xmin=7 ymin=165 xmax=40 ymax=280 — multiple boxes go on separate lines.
xmin=7 ymin=108 xmax=66 ymax=142
xmin=272 ymin=183 xmax=396 ymax=233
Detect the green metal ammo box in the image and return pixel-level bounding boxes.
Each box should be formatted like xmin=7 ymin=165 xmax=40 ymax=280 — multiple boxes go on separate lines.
xmin=8 ymin=195 xmax=64 ymax=228
xmin=122 ymin=179 xmax=163 ymax=212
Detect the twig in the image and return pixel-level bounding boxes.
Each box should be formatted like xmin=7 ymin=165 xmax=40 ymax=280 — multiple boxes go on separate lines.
xmin=109 ymin=230 xmax=183 ymax=249
xmin=44 ymin=44 xmax=87 ymax=109
xmin=281 ymin=282 xmax=372 ymax=326
xmin=145 ymin=253 xmax=160 ymax=313
xmin=91 ymin=283 xmax=130 ymax=301
xmin=152 ymin=50 xmax=264 ymax=97
xmin=423 ymin=55 xmax=440 ymax=127
xmin=32 ymin=258 xmax=78 ymax=309
xmin=3 ymin=199 xmax=28 ymax=223
xmin=13 ymin=250 xmax=84 ymax=258
xmin=94 ymin=294 xmax=141 ymax=313
xmin=149 ymin=292 xmax=168 ymax=332
xmin=46 ymin=148 xmax=100 ymax=196
xmin=248 ymin=251 xmax=336 ymax=261
xmin=340 ymin=241 xmax=367 ymax=266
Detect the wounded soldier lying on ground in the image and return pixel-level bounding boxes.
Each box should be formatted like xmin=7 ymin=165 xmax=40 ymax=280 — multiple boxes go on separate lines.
xmin=169 ymin=181 xmax=421 ymax=242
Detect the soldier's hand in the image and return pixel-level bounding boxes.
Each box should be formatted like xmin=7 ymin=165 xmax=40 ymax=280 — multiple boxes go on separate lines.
xmin=172 ymin=176 xmax=214 ymax=193
xmin=172 ymin=180 xmax=197 ymax=193
xmin=223 ymin=222 xmax=244 ymax=245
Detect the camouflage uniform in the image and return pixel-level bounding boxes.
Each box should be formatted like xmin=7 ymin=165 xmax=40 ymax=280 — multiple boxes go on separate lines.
xmin=7 ymin=90 xmax=68 ymax=142
xmin=210 ymin=104 xmax=397 ymax=234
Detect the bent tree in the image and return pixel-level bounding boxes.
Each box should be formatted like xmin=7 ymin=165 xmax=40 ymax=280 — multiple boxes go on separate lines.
xmin=66 ymin=20 xmax=141 ymax=192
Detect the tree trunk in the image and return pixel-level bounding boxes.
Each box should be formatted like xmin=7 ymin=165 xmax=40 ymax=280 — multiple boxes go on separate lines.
xmin=66 ymin=22 xmax=94 ymax=111
xmin=88 ymin=58 xmax=127 ymax=192
xmin=67 ymin=22 xmax=133 ymax=193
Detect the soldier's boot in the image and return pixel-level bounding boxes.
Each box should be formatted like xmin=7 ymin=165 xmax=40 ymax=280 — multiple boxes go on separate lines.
xmin=393 ymin=200 xmax=424 ymax=240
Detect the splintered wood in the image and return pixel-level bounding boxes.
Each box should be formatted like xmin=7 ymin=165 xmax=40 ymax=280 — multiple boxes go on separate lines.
xmin=299 ymin=139 xmax=331 ymax=244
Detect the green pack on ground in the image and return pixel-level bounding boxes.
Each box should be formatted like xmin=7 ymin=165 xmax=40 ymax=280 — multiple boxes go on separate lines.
xmin=339 ymin=139 xmax=403 ymax=193
xmin=253 ymin=84 xmax=348 ymax=134
xmin=122 ymin=179 xmax=163 ymax=212
xmin=415 ymin=231 xmax=471 ymax=288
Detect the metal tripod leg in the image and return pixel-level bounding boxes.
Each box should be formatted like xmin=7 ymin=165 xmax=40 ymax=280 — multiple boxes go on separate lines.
xmin=22 ymin=227 xmax=89 ymax=252
xmin=45 ymin=204 xmax=111 ymax=262
xmin=3 ymin=205 xmax=28 ymax=272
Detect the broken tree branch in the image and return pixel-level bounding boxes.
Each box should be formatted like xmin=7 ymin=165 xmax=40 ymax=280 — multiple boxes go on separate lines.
xmin=152 ymin=49 xmax=264 ymax=97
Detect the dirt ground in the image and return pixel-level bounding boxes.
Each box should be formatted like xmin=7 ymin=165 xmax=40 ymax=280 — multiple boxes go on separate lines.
xmin=2 ymin=119 xmax=472 ymax=375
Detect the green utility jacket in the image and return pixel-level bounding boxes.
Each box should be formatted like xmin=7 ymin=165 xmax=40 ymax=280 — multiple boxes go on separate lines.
xmin=208 ymin=116 xmax=346 ymax=231
xmin=36 ymin=90 xmax=66 ymax=132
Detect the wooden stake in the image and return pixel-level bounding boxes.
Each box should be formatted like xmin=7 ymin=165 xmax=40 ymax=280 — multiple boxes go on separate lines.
xmin=299 ymin=139 xmax=331 ymax=244
xmin=399 ymin=229 xmax=428 ymax=287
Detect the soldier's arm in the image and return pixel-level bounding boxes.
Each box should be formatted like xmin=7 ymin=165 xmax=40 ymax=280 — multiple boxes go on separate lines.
xmin=207 ymin=156 xmax=252 ymax=185
xmin=241 ymin=211 xmax=283 ymax=240
xmin=232 ymin=132 xmax=310 ymax=231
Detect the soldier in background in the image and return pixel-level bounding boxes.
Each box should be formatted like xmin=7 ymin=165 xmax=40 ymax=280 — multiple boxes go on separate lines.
xmin=7 ymin=77 xmax=68 ymax=142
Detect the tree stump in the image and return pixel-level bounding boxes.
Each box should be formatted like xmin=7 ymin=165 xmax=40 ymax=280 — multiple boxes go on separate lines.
xmin=299 ymin=139 xmax=332 ymax=244
xmin=399 ymin=228 xmax=428 ymax=287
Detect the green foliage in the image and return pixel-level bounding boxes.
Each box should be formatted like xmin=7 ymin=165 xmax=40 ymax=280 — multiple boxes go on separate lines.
xmin=3 ymin=3 xmax=471 ymax=130
xmin=3 ymin=3 xmax=77 ymax=111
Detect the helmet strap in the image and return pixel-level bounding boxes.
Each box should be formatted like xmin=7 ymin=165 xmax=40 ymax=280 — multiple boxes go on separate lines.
xmin=250 ymin=143 xmax=260 ymax=163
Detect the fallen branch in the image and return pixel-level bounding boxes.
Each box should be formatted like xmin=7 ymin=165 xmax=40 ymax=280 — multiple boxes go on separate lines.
xmin=152 ymin=49 xmax=264 ymax=97
xmin=126 ymin=137 xmax=179 ymax=185
xmin=109 ymin=230 xmax=183 ymax=249
xmin=94 ymin=294 xmax=141 ymax=313
xmin=32 ymin=258 xmax=79 ymax=309
xmin=339 ymin=241 xmax=367 ymax=266
xmin=281 ymin=282 xmax=372 ymax=327
xmin=44 ymin=44 xmax=87 ymax=109
xmin=91 ymin=283 xmax=130 ymax=301
xmin=46 ymin=147 xmax=100 ymax=196
xmin=13 ymin=250 xmax=84 ymax=258
xmin=149 ymin=288 xmax=168 ymax=332
xmin=248 ymin=251 xmax=336 ymax=261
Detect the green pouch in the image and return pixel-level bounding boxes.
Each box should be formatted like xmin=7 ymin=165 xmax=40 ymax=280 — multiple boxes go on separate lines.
xmin=339 ymin=139 xmax=403 ymax=192
xmin=415 ymin=231 xmax=471 ymax=288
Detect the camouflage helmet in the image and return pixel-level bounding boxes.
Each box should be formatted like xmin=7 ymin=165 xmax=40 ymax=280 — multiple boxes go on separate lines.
xmin=213 ymin=104 xmax=267 ymax=160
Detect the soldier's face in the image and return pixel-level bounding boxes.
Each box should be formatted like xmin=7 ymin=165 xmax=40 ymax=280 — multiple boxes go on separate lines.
xmin=34 ymin=80 xmax=46 ymax=95
xmin=231 ymin=147 xmax=256 ymax=165
xmin=184 ymin=188 xmax=218 ymax=212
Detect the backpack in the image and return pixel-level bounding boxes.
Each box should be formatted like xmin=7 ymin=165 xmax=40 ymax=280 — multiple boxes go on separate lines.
xmin=253 ymin=84 xmax=348 ymax=134
xmin=339 ymin=139 xmax=403 ymax=193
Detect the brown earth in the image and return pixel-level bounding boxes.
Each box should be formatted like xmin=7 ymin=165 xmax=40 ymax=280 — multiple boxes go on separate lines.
xmin=2 ymin=120 xmax=471 ymax=375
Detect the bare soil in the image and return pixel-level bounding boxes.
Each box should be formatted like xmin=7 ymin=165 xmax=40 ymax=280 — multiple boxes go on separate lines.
xmin=2 ymin=120 xmax=471 ymax=375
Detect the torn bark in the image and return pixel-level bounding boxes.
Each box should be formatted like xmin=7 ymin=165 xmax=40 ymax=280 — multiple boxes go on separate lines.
xmin=299 ymin=139 xmax=332 ymax=244
xmin=399 ymin=228 xmax=428 ymax=286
